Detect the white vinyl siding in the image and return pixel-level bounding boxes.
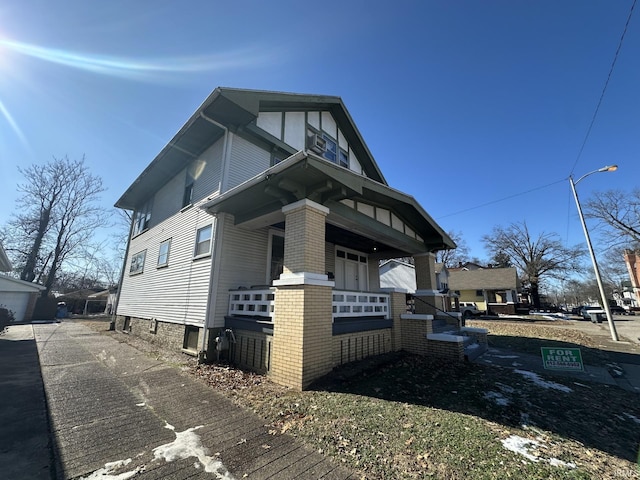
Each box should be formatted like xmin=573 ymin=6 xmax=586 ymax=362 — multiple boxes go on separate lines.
xmin=118 ymin=207 xmax=215 ymax=326
xmin=152 ymin=172 xmax=185 ymax=228
xmin=210 ymin=217 xmax=270 ymax=327
xmin=225 ymin=134 xmax=271 ymax=190
xmin=192 ymin=139 xmax=224 ymax=202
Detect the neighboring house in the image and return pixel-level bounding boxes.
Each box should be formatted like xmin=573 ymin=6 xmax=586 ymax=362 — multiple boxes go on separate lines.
xmin=0 ymin=242 xmax=48 ymax=323
xmin=115 ymin=87 xmax=457 ymax=389
xmin=0 ymin=275 xmax=46 ymax=322
xmin=449 ymin=267 xmax=520 ymax=314
xmin=623 ymin=249 xmax=640 ymax=307
xmin=0 ymin=243 xmax=11 ymax=272
xmin=379 ymin=260 xmax=453 ymax=313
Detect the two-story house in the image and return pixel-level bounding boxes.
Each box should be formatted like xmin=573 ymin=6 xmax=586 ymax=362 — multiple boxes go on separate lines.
xmin=115 ymin=87 xmax=457 ymax=389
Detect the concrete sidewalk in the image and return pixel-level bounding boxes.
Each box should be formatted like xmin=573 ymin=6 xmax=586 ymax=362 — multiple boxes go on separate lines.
xmin=1 ymin=322 xmax=355 ymax=479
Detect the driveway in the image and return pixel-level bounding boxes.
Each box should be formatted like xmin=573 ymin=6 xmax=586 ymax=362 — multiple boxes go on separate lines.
xmin=1 ymin=321 xmax=355 ymax=480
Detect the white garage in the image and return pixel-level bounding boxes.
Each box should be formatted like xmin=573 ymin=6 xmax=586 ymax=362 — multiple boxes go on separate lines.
xmin=0 ymin=274 xmax=45 ymax=323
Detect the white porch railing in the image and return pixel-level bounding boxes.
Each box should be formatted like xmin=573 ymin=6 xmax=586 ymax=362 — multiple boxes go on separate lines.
xmin=332 ymin=290 xmax=390 ymax=319
xmin=228 ymin=288 xmax=275 ymax=318
xmin=228 ymin=288 xmax=391 ymax=321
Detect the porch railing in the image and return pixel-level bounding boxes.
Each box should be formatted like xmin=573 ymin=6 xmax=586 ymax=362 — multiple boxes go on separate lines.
xmin=228 ymin=288 xmax=391 ymax=321
xmin=332 ymin=290 xmax=390 ymax=319
xmin=228 ymin=288 xmax=275 ymax=318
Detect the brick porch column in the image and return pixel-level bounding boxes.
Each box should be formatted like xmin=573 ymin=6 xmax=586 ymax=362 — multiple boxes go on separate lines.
xmin=271 ymin=199 xmax=334 ymax=390
xmin=414 ymin=252 xmax=439 ymax=315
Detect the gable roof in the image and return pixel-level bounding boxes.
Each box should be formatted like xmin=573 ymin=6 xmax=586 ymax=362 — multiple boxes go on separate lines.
xmin=379 ymin=259 xmax=416 ymax=293
xmin=0 ymin=274 xmax=46 ymax=292
xmin=449 ymin=268 xmax=519 ymax=290
xmin=202 ymin=152 xmax=456 ymax=253
xmin=116 ymin=87 xmax=386 ymax=211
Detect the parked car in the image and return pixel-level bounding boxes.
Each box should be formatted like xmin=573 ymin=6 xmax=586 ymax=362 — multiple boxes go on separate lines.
xmin=459 ymin=302 xmax=481 ymax=319
xmin=581 ymin=306 xmax=605 ymax=322
xmin=609 ymin=305 xmax=627 ymax=315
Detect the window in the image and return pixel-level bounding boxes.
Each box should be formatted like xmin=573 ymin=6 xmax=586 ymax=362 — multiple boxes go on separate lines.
xmin=183 ymin=325 xmax=199 ymax=352
xmin=157 ymin=239 xmax=171 ymax=267
xmin=476 ymin=290 xmax=483 ymax=297
xmin=194 ymin=224 xmax=213 ymax=257
xmin=307 ymin=127 xmax=350 ymax=169
xmin=130 ymin=250 xmax=146 ymax=275
xmin=183 ymin=170 xmax=195 ymax=208
xmin=132 ymin=200 xmax=152 ymax=236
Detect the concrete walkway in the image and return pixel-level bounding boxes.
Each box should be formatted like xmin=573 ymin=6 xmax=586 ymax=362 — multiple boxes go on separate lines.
xmin=1 ymin=322 xmax=355 ymax=479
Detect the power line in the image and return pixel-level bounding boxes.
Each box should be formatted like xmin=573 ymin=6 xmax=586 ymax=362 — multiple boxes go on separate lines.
xmin=436 ymin=178 xmax=566 ymax=219
xmin=569 ymin=0 xmax=637 ymax=177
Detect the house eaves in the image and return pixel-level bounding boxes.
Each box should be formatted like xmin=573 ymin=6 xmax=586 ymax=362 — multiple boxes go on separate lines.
xmin=115 ymin=87 xmax=386 ymax=211
xmin=201 ymin=152 xmax=455 ymax=254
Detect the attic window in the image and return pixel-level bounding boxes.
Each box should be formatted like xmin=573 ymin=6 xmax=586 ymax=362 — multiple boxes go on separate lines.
xmin=307 ymin=128 xmax=349 ymax=169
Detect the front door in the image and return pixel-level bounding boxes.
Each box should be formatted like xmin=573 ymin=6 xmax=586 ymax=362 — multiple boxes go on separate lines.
xmin=335 ymin=247 xmax=368 ymax=291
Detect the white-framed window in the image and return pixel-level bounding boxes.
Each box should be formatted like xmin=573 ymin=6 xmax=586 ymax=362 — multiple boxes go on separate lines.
xmin=182 ymin=170 xmax=195 ymax=208
xmin=132 ymin=199 xmax=152 ymax=236
xmin=130 ymin=250 xmax=146 ymax=275
xmin=157 ymin=238 xmax=171 ymax=267
xmin=194 ymin=224 xmax=213 ymax=258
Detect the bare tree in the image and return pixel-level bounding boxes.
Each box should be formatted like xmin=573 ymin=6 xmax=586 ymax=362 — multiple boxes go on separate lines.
xmin=435 ymin=230 xmax=470 ymax=267
xmin=3 ymin=156 xmax=107 ymax=295
xmin=585 ymin=189 xmax=640 ymax=247
xmin=482 ymin=222 xmax=585 ymax=309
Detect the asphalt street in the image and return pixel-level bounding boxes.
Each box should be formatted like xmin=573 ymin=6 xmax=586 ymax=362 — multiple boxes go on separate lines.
xmin=0 ymin=322 xmax=354 ymax=480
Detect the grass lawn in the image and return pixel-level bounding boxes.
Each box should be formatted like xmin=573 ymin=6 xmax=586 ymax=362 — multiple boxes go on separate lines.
xmin=85 ymin=318 xmax=640 ymax=479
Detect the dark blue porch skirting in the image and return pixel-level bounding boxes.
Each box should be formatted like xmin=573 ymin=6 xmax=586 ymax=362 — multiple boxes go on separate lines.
xmin=224 ymin=315 xmax=392 ymax=336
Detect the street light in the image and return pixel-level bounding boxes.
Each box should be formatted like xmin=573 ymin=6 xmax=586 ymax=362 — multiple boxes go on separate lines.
xmin=569 ymin=165 xmax=619 ymax=341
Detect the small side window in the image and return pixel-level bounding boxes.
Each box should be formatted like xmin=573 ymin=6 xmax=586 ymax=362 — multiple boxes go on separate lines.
xmin=158 ymin=239 xmax=171 ymax=267
xmin=194 ymin=224 xmax=213 ymax=258
xmin=130 ymin=250 xmax=146 ymax=275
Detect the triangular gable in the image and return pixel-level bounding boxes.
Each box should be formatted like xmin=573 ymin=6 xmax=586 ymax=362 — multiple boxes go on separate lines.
xmin=116 ymin=87 xmax=386 ymax=210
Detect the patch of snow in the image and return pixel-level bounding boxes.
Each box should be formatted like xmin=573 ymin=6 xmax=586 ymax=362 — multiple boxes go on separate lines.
xmin=573 ymin=382 xmax=590 ymax=388
xmin=81 ymin=458 xmax=141 ymax=480
xmin=549 ymin=458 xmax=577 ymax=468
xmin=512 ymin=362 xmax=523 ymax=367
xmin=484 ymin=391 xmax=510 ymax=406
xmin=493 ymin=355 xmax=519 ymax=359
xmin=136 ymin=402 xmax=146 ymax=407
xmin=501 ymin=435 xmax=540 ymax=462
xmin=623 ymin=413 xmax=640 ymax=424
xmin=520 ymin=412 xmax=531 ymax=428
xmin=501 ymin=435 xmax=576 ymax=468
xmin=153 ymin=425 xmax=235 ymax=479
xmin=514 ymin=370 xmax=573 ymax=392
xmin=466 ymin=343 xmax=480 ymax=350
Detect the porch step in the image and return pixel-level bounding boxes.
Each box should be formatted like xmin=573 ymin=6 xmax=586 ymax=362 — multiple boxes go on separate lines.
xmin=464 ymin=341 xmax=488 ymax=362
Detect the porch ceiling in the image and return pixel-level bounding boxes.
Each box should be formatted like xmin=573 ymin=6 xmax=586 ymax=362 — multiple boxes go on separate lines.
xmin=202 ymin=153 xmax=456 ymax=254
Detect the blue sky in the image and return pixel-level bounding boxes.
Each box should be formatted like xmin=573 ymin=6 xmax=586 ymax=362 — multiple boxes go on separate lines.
xmin=0 ymin=1 xmax=638 ymax=263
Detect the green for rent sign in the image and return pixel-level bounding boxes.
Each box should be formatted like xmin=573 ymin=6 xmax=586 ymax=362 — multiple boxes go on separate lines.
xmin=540 ymin=347 xmax=584 ymax=371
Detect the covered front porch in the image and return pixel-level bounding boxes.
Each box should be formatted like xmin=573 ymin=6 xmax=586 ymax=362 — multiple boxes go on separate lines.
xmin=202 ymin=152 xmax=467 ymax=389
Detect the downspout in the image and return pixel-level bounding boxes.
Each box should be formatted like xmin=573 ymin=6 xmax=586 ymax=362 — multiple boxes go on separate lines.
xmin=111 ymin=210 xmax=134 ymax=330
xmin=198 ymin=112 xmax=230 ymax=360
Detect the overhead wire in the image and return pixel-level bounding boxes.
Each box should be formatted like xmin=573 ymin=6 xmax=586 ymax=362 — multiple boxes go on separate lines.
xmin=436 ymin=178 xmax=566 ymax=219
xmin=568 ymin=0 xmax=637 ymax=177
